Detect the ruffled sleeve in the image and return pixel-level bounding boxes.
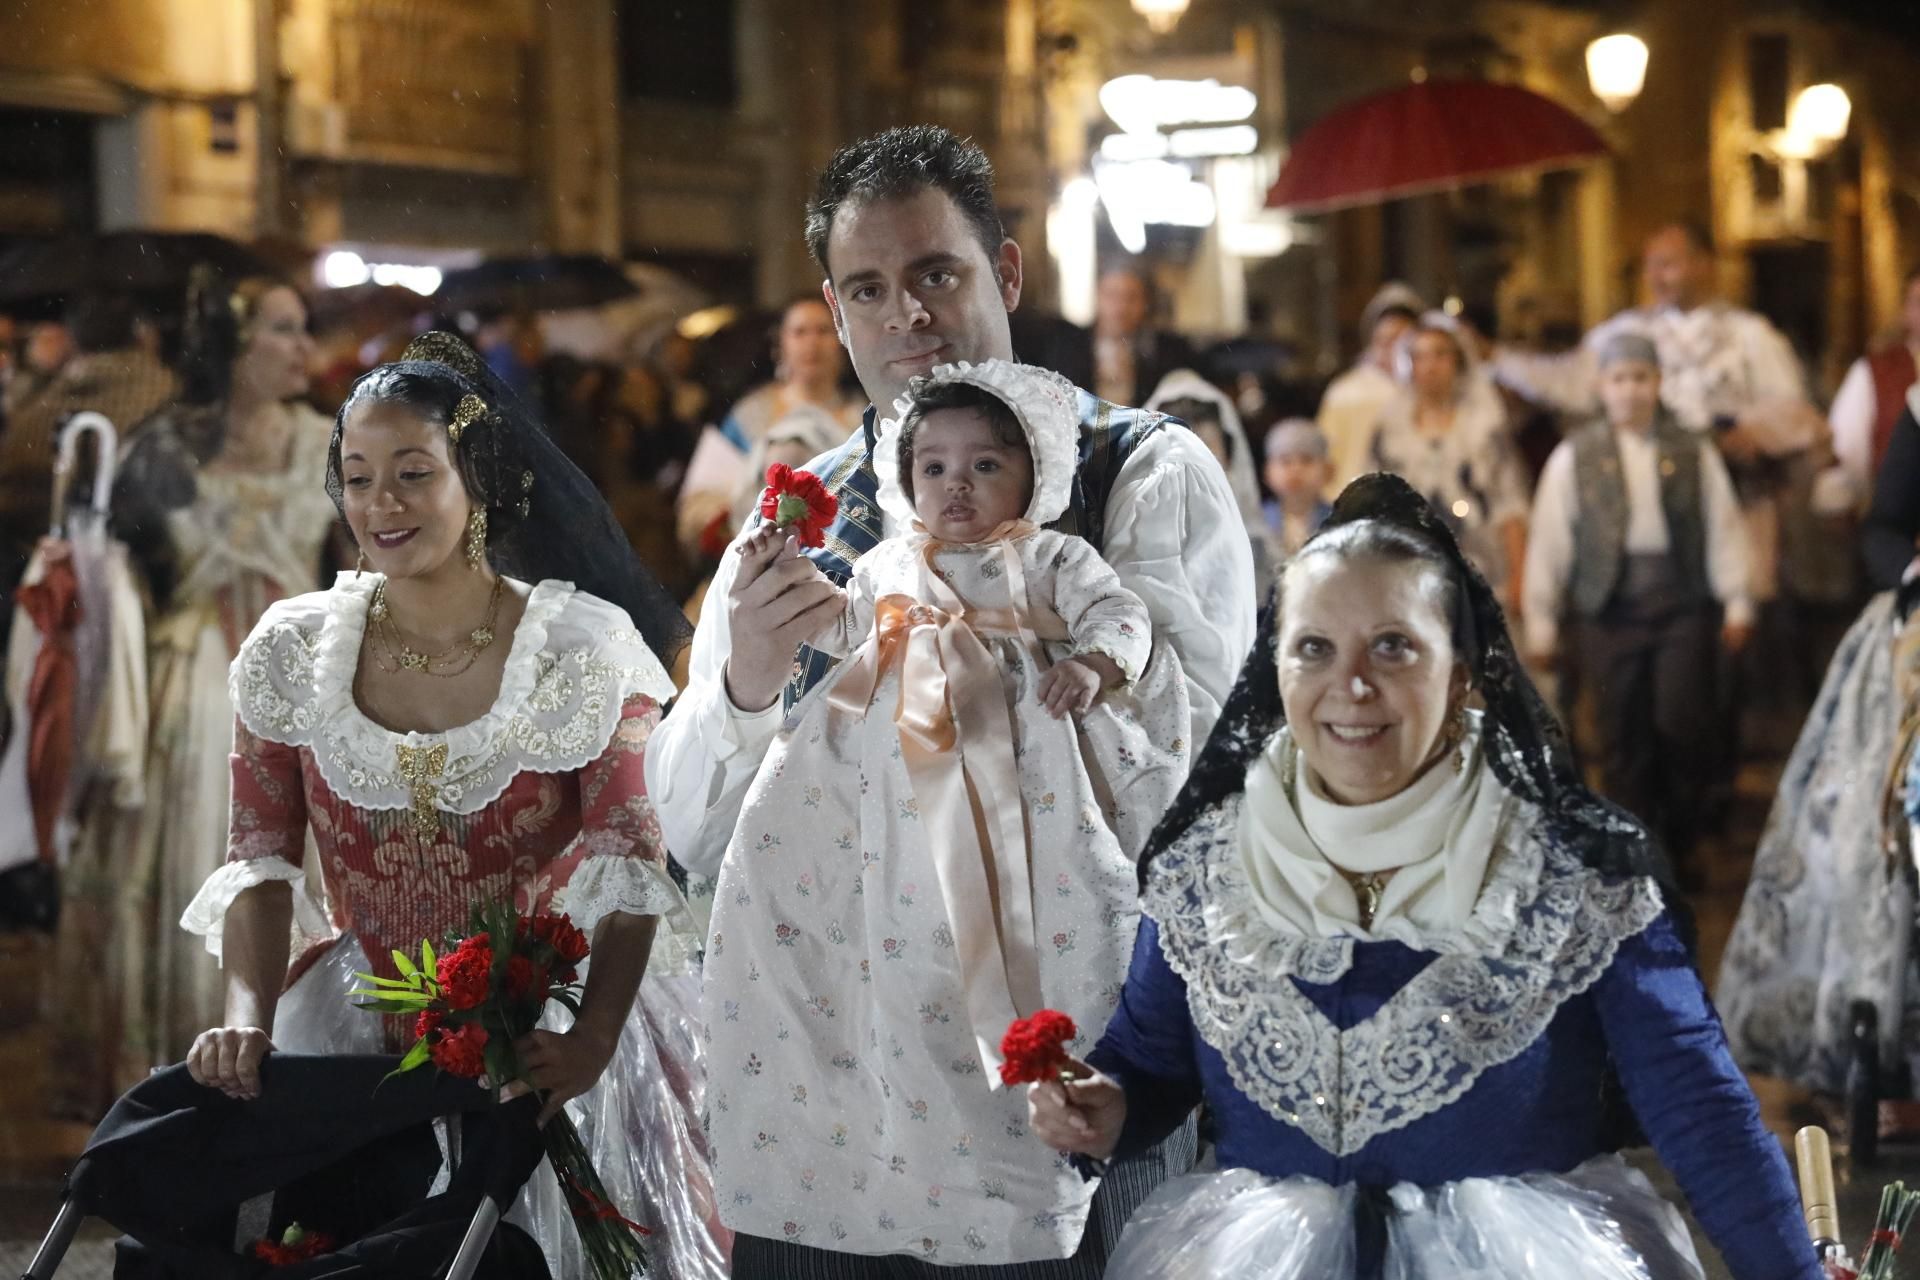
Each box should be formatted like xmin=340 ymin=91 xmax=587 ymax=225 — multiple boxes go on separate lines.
xmin=548 ymin=693 xmax=702 ymax=977
xmin=1042 ymin=532 xmax=1153 ymax=684
xmin=179 ymin=719 xmax=331 ymax=963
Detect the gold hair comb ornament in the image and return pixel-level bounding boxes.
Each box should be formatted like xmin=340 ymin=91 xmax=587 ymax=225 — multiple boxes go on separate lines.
xmin=448 ymin=394 xmax=488 ymax=444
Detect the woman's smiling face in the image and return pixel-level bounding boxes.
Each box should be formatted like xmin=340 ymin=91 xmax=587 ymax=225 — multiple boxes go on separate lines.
xmin=1277 ymin=550 xmax=1464 ymax=804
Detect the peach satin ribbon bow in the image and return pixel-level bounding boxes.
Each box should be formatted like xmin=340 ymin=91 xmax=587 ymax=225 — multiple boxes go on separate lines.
xmin=828 ymin=524 xmax=1069 ymax=1078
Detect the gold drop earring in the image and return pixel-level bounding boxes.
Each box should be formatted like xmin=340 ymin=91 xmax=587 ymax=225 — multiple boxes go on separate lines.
xmin=465 ymin=509 xmax=489 ymax=569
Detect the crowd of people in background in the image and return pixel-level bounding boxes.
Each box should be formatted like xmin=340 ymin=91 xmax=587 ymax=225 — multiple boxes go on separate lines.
xmin=0 ymin=210 xmax=1898 ymax=949
xmin=1 ymin=117 xmax=1915 ymax=1276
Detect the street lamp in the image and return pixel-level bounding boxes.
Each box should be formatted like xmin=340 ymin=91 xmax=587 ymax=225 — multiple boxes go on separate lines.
xmin=1785 ymin=83 xmax=1852 ymax=156
xmin=1131 ymin=0 xmax=1190 ymax=35
xmin=1585 ymin=34 xmax=1649 ymax=113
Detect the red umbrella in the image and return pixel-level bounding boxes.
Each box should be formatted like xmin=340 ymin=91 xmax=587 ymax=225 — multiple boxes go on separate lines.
xmin=1265 ymin=79 xmax=1609 ymax=214
xmin=16 ymin=549 xmax=80 ymax=866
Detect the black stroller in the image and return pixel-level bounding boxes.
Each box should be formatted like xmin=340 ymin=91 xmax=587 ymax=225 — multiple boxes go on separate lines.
xmin=20 ymin=1054 xmax=553 ymax=1278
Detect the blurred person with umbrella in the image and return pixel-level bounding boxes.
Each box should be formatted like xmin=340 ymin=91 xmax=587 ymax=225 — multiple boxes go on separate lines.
xmin=1318 ymin=282 xmax=1422 ymax=492
xmin=0 ymin=292 xmax=179 ymax=639
xmin=45 ymin=269 xmax=337 ymax=1116
xmin=674 ymin=294 xmax=863 ymax=573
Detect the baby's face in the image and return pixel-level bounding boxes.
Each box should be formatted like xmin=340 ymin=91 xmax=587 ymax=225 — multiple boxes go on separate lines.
xmin=907 ymin=407 xmax=1034 ymax=542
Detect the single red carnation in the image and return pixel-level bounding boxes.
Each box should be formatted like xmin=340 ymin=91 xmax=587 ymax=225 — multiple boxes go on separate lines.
xmin=436 ymin=934 xmax=493 ymax=1011
xmin=998 ymin=1009 xmax=1078 ymax=1086
xmin=429 ymin=1021 xmax=490 ymax=1078
xmin=505 ymin=954 xmax=546 ymax=1000
xmin=415 ymin=1008 xmax=444 ymax=1042
xmin=759 ymin=463 xmax=839 ymax=549
xmin=541 ymin=915 xmax=590 ymax=965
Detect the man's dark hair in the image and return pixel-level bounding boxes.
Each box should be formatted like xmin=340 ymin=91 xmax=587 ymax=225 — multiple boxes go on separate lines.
xmin=65 ymin=292 xmax=139 ymax=354
xmin=804 ymin=125 xmax=1005 ymax=277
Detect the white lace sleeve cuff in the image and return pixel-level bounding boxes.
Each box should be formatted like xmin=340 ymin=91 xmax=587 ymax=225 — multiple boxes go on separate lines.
xmin=179 ymin=857 xmax=332 ymax=964
xmin=1073 ymin=632 xmax=1148 ymax=686
xmin=549 ymin=854 xmax=701 ymax=979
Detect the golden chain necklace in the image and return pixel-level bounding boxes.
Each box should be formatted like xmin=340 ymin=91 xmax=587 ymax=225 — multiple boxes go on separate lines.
xmin=367 ymin=576 xmax=504 ymax=678
xmin=1333 ymin=866 xmax=1393 ymax=931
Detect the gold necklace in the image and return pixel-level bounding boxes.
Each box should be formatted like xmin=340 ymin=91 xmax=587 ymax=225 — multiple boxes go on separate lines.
xmin=1333 ymin=865 xmax=1392 ymax=931
xmin=367 ymin=576 xmax=504 ymax=678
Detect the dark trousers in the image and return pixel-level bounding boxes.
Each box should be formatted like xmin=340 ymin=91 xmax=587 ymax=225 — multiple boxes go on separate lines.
xmin=730 ymin=1120 xmax=1196 ymax=1279
xmin=1573 ymin=557 xmax=1719 ymax=872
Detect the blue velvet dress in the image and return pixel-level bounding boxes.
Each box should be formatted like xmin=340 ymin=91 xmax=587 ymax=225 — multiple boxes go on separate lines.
xmin=1084 ymin=789 xmax=1822 ymax=1280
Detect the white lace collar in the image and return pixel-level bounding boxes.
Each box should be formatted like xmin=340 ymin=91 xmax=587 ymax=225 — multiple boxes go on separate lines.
xmin=1143 ymin=792 xmax=1663 ymax=1156
xmin=230 ymin=572 xmax=676 ymax=815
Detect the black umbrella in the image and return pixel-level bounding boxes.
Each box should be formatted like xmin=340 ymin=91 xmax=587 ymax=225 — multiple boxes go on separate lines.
xmin=0 ymin=231 xmax=277 ymax=314
xmin=435 ymin=255 xmax=639 ymax=315
xmin=45 ymin=1055 xmax=551 ymax=1279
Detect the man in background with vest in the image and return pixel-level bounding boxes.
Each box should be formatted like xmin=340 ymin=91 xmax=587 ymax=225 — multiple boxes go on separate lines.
xmin=1521 ymin=333 xmax=1752 ymax=884
xmin=1825 ymin=263 xmax=1920 ymax=513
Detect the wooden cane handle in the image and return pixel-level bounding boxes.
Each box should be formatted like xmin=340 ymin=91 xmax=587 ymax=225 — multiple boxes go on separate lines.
xmin=1796 ymin=1126 xmax=1841 ymax=1243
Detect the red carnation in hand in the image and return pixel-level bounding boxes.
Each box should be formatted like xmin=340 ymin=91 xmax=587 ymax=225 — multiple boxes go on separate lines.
xmin=428 ymin=1021 xmax=490 ymax=1078
xmin=999 ymin=1009 xmax=1079 ymax=1087
xmin=505 ymin=954 xmax=547 ymax=1000
xmin=759 ymin=463 xmax=839 ymax=549
xmin=536 ymin=914 xmax=591 ymax=966
xmin=436 ymin=933 xmax=493 ymax=1011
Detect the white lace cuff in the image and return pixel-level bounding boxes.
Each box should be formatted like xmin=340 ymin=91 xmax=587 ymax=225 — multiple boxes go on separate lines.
xmin=549 ymin=854 xmax=701 ymax=979
xmin=1073 ymin=636 xmax=1146 ymax=687
xmin=180 ymin=857 xmax=332 ymax=964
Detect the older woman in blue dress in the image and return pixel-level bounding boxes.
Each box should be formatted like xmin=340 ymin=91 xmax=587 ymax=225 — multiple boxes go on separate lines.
xmin=1028 ymin=474 xmax=1822 ymax=1278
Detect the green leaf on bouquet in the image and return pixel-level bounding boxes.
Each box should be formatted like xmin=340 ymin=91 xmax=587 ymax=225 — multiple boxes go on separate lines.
xmin=392 ymin=949 xmax=419 ymax=980
xmin=352 ymin=996 xmax=433 ymax=1013
xmin=380 ymin=1037 xmax=434 ymax=1083
xmin=348 ymin=982 xmax=432 ymax=1002
xmin=353 ymin=970 xmax=425 ymax=991
xmin=420 ymin=936 xmax=435 ymax=975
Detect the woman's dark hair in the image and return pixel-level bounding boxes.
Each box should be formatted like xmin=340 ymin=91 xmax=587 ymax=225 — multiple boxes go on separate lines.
xmin=330 ymin=331 xmax=692 ymax=666
xmin=181 ymin=270 xmax=294 ymax=406
xmin=336 ymin=363 xmax=540 ymax=544
xmin=896 ymin=379 xmax=1028 ymax=503
xmin=805 ymin=125 xmax=1004 ymax=275
xmin=1280 ymin=518 xmax=1473 ymax=659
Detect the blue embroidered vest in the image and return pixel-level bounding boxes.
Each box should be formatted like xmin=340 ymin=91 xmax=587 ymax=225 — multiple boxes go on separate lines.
xmin=781 ymin=390 xmax=1166 ymax=710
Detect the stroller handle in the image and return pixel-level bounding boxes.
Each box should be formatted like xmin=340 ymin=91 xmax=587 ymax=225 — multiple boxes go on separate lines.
xmin=20 ymin=1194 xmax=83 ymax=1280
xmin=442 ymin=1195 xmax=503 ymax=1280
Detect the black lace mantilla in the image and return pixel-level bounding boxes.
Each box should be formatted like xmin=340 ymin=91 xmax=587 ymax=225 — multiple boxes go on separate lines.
xmin=1139 ymin=472 xmax=1678 ymax=900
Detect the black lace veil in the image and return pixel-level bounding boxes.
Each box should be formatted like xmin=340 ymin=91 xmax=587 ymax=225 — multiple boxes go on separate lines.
xmin=327 ymin=331 xmax=692 ymax=669
xmin=1140 ymin=472 xmax=1678 ymax=900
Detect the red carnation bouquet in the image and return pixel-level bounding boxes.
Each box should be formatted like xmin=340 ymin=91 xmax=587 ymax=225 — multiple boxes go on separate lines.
xmin=353 ymin=901 xmax=646 ymax=1280
xmin=760 ymin=462 xmax=839 ymax=549
xmin=999 ymin=1009 xmax=1082 ymax=1088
